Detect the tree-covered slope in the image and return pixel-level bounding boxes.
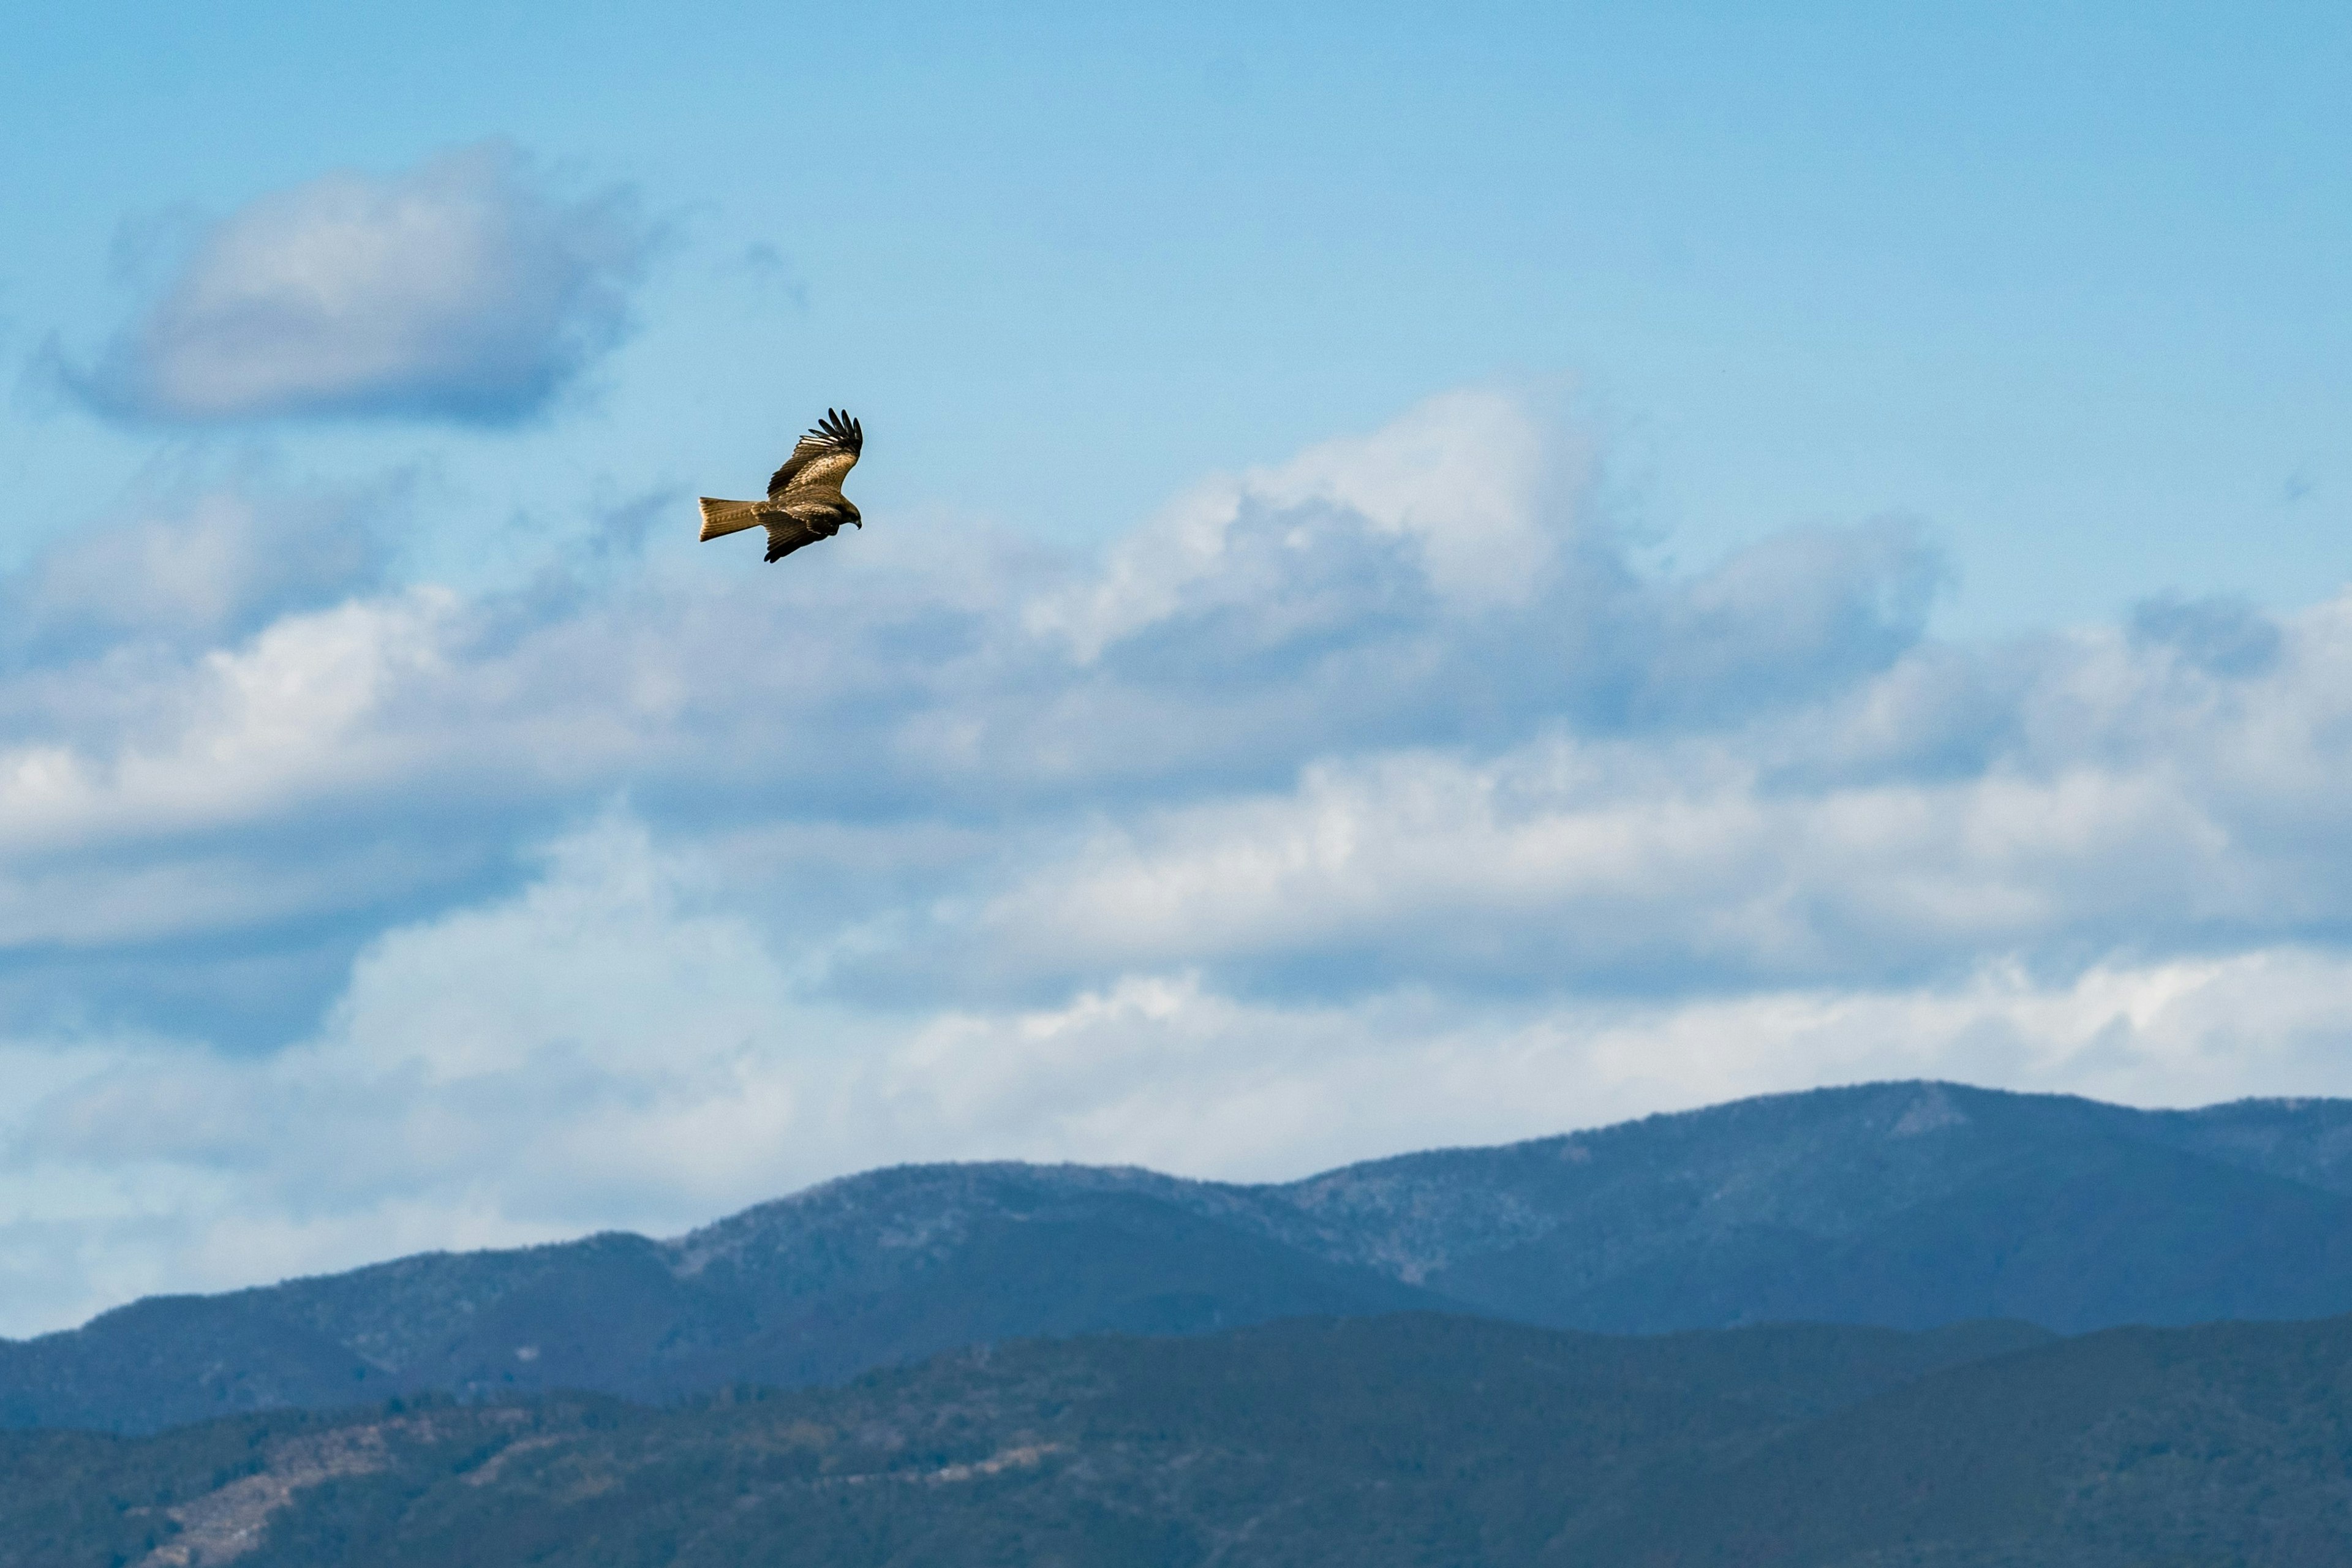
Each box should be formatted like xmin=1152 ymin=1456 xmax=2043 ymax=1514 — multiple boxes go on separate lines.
xmin=24 ymin=1310 xmax=2352 ymax=1567
xmin=0 ymin=1313 xmax=2057 ymax=1568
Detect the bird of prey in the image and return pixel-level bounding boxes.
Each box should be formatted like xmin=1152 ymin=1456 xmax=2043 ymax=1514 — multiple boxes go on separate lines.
xmin=697 ymin=409 xmax=865 ymax=562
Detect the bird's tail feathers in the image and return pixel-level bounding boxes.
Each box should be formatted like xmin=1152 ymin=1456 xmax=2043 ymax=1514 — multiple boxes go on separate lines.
xmin=698 ymin=498 xmax=766 ymax=541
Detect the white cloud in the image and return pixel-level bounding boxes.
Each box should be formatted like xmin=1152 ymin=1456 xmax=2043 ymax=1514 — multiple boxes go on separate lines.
xmin=952 ymin=706 xmax=2307 ymax=996
xmin=67 ymin=142 xmax=655 ymax=424
xmin=1027 ymin=388 xmax=1570 ymax=660
xmin=0 ymin=589 xmax=459 ymax=863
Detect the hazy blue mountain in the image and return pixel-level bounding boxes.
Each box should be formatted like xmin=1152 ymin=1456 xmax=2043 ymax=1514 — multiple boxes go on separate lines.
xmin=0 ymin=1174 xmax=1446 ymax=1433
xmin=20 ymin=1311 xmax=2352 ymax=1568
xmin=1291 ymin=1080 xmax=2352 ymax=1331
xmin=14 ymin=1079 xmax=2352 ymax=1433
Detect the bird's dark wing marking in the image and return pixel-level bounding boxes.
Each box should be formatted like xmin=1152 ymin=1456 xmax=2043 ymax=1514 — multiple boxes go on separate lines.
xmin=761 ymin=498 xmax=856 ymax=562
xmin=764 ymin=516 xmax=823 ymax=562
xmin=813 ymin=407 xmax=862 ymax=454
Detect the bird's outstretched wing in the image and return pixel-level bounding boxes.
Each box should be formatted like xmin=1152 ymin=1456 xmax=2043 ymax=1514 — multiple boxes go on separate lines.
xmin=768 ymin=408 xmax=864 ymax=499
xmin=763 ymin=514 xmax=834 ymax=562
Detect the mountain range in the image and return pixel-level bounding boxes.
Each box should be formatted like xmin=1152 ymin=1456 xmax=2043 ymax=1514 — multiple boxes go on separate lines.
xmin=15 ymin=1078 xmax=2352 ymax=1433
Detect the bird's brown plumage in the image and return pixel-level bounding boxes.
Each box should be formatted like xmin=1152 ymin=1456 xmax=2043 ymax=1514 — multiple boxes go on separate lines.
xmin=696 ymin=409 xmax=865 ymax=562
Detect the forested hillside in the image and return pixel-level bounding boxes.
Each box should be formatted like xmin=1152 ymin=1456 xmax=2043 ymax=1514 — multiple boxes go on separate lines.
xmin=16 ymin=1310 xmax=2352 ymax=1567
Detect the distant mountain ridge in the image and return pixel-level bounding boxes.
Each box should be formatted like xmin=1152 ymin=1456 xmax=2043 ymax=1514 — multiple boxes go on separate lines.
xmin=15 ymin=1079 xmax=2352 ymax=1433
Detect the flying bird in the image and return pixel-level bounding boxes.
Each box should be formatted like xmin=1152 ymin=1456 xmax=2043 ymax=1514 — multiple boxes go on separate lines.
xmin=698 ymin=409 xmax=865 ymax=562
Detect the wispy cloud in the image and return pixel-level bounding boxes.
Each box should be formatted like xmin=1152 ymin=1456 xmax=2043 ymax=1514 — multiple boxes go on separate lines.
xmin=1 ymin=388 xmax=2346 ymax=1335
xmin=58 ymin=143 xmax=657 ymax=425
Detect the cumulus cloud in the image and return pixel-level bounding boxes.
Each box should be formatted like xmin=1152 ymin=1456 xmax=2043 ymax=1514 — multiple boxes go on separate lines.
xmin=2129 ymin=591 xmax=2284 ymax=679
xmin=1028 ymin=389 xmax=1571 ymax=661
xmin=5 ymin=386 xmax=2352 ymax=1333
xmin=63 ymin=143 xmax=655 ymax=424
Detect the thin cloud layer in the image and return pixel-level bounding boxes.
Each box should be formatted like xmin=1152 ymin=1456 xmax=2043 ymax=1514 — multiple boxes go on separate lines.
xmin=2 ymin=388 xmax=2346 ymax=1335
xmin=66 ymin=143 xmax=655 ymax=424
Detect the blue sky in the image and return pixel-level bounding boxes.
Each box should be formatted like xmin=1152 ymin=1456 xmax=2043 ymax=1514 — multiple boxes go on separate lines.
xmin=2 ymin=2 xmax=2351 ymax=1335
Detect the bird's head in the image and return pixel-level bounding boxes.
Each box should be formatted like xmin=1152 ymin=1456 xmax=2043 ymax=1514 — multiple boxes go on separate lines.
xmin=844 ymin=502 xmax=863 ymax=529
